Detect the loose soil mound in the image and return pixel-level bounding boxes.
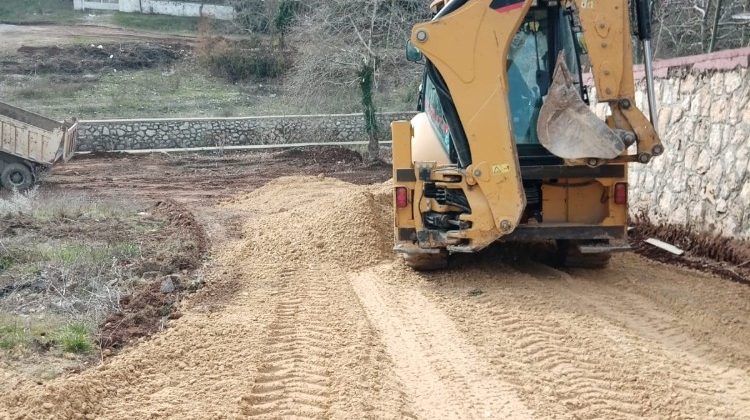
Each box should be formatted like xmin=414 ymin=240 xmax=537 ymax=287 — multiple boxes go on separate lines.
xmin=3 ymin=42 xmax=190 ymax=75
xmin=222 ymin=176 xmax=393 ymax=270
xmin=152 ymin=199 xmax=208 ymax=259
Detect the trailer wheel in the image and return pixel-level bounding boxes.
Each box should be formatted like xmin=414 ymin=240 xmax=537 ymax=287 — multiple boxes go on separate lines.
xmin=1 ymin=163 xmax=34 ymax=191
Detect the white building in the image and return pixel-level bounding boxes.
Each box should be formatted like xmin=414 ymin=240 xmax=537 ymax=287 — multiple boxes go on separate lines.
xmin=73 ymin=0 xmax=235 ymax=21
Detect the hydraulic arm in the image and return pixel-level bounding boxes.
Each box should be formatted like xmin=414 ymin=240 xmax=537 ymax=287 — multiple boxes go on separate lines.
xmin=402 ymin=0 xmax=533 ymax=252
xmin=568 ymin=0 xmax=663 ymax=162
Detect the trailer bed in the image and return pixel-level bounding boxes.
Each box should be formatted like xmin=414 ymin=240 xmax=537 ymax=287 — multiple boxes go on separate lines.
xmin=0 ymin=101 xmax=77 ymax=190
xmin=0 ymin=101 xmax=77 ymax=166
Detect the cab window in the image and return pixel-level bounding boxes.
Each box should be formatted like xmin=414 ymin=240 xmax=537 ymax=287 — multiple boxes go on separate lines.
xmin=423 ymin=77 xmax=453 ymax=155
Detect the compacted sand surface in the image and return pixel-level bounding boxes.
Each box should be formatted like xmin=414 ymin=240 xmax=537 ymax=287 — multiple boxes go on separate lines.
xmin=2 ymin=176 xmax=749 ymax=419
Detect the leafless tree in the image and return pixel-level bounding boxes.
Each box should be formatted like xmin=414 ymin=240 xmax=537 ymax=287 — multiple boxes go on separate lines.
xmin=228 ymin=0 xmax=280 ymax=33
xmin=650 ymin=0 xmax=750 ymax=58
xmin=287 ymin=0 xmax=429 ymax=160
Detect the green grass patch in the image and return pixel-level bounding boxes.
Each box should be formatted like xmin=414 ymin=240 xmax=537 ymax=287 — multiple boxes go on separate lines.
xmin=0 ymin=316 xmax=55 ymax=351
xmin=0 ymin=241 xmax=141 ymax=284
xmin=2 ymin=65 xmax=414 ymax=120
xmin=112 ymin=12 xmax=200 ymax=33
xmin=111 ymin=12 xmax=236 ymax=34
xmin=57 ymin=323 xmax=92 ymax=354
xmin=39 ymin=242 xmax=141 ymax=266
xmin=14 ymin=81 xmax=87 ymax=101
xmin=3 ymin=65 xmax=262 ymax=119
xmin=0 ymin=255 xmax=14 ymax=271
xmin=0 ymin=321 xmax=29 ymax=350
xmin=0 ymin=0 xmax=81 ymax=24
xmin=0 ymin=317 xmax=93 ymax=354
xmin=0 ymin=244 xmax=37 ymax=273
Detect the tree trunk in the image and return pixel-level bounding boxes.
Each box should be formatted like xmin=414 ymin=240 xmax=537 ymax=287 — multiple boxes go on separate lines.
xmin=358 ymin=61 xmax=380 ymax=161
xmin=708 ymin=0 xmax=724 ymax=52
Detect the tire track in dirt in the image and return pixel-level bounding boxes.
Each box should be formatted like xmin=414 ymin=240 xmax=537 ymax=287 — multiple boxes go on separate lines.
xmin=373 ymin=263 xmax=649 ymax=419
xmin=531 ymin=261 xmax=750 ymax=414
xmin=479 ymin=301 xmax=645 ymax=418
xmin=399 ymin=254 xmax=750 ymax=419
xmin=219 ymin=178 xmax=415 ymax=419
xmin=569 ymin=254 xmax=750 ymax=367
xmin=241 ymin=268 xmax=333 ymax=418
xmin=351 ymin=268 xmax=534 ymax=419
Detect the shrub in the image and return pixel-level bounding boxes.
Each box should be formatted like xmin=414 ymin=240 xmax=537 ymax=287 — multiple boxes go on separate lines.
xmin=197 ymin=36 xmax=291 ymax=82
xmin=274 ymin=0 xmax=301 ymax=35
xmin=57 ymin=323 xmax=92 ymax=354
xmin=197 ymin=18 xmax=291 ymax=82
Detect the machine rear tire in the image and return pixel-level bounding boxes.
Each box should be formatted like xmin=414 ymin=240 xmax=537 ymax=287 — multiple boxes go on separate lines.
xmin=403 ymin=250 xmax=449 ymax=271
xmin=1 ymin=163 xmax=34 ymax=191
xmin=557 ymin=240 xmax=611 ymax=269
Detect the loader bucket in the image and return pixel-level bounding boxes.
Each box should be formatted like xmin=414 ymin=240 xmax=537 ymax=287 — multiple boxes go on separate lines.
xmin=537 ymin=52 xmax=625 ymax=160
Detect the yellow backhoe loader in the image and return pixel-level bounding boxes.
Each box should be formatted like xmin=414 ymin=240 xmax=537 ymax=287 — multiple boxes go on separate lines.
xmin=392 ymin=0 xmax=663 ymax=269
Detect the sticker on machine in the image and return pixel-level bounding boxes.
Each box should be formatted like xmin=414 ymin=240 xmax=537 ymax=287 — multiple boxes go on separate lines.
xmin=489 ymin=0 xmax=525 ymax=13
xmin=493 ymin=164 xmax=511 ymax=174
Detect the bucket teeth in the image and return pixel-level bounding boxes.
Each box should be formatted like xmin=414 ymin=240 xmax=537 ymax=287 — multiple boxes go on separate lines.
xmin=537 ymin=52 xmax=626 ymax=160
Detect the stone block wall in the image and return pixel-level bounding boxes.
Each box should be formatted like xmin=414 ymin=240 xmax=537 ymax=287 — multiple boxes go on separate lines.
xmin=591 ymin=48 xmax=750 ymax=238
xmin=77 ymin=112 xmax=415 ymax=152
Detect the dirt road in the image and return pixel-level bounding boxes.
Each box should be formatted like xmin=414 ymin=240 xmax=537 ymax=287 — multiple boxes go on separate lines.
xmin=0 ymin=23 xmax=194 ymax=53
xmin=2 ymin=155 xmax=749 ymax=419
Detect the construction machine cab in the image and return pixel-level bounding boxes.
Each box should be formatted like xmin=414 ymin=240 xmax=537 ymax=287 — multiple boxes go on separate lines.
xmin=507 ymin=7 xmax=585 ymax=146
xmin=412 ymin=2 xmax=587 ymax=163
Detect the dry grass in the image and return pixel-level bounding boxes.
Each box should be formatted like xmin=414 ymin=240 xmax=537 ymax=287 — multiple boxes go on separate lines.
xmin=0 ymin=189 xmax=207 ymax=384
xmin=0 ymin=192 xmax=142 ymax=325
xmin=1 ymin=191 xmax=147 ymax=322
xmin=0 ymin=187 xmax=39 ymax=216
xmin=1 ymin=189 xmax=206 ymax=360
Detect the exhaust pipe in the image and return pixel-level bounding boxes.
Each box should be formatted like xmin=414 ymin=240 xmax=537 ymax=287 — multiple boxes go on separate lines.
xmin=635 ymin=0 xmax=658 ymax=131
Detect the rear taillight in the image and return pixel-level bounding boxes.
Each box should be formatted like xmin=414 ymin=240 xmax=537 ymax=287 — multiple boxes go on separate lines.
xmin=395 ymin=187 xmax=409 ymax=208
xmin=614 ymin=183 xmax=628 ymax=205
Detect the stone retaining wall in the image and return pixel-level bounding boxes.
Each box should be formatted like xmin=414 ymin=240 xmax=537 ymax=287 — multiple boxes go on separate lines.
xmin=593 ymin=48 xmax=750 ymax=238
xmin=77 ymin=112 xmax=415 ymax=152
